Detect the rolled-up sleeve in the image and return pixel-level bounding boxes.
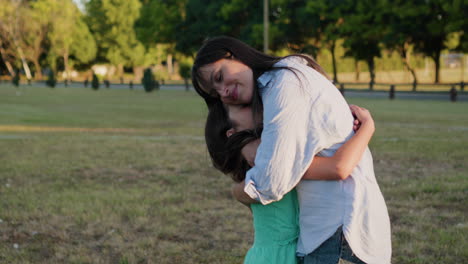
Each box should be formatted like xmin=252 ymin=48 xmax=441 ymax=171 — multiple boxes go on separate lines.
xmin=244 ymin=66 xmax=329 ymax=204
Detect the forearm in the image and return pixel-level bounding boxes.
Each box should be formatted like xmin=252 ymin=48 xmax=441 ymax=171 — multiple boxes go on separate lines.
xmin=232 ymin=180 xmax=259 ymax=205
xmin=302 ymin=120 xmax=375 ymax=180
xmin=332 ymin=120 xmax=374 ymax=178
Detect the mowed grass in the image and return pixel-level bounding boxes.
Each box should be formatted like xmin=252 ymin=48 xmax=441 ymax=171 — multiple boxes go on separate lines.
xmin=0 ymin=85 xmax=467 ymax=263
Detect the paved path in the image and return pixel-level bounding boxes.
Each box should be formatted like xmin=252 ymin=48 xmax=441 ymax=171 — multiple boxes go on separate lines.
xmin=340 ymin=90 xmax=468 ymax=101
xmin=7 ymin=81 xmax=468 ymax=102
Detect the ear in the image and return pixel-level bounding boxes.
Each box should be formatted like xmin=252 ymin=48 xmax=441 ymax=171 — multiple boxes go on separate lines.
xmin=226 ymin=128 xmax=235 ymax=138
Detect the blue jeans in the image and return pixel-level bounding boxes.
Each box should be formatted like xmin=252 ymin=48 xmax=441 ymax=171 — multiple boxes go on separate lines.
xmin=298 ymin=227 xmax=366 ymax=264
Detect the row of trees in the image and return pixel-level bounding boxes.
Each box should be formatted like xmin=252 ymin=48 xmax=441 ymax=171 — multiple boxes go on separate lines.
xmin=0 ymin=0 xmax=96 ymax=80
xmin=174 ymin=0 xmax=467 ymax=84
xmin=0 ymin=0 xmax=466 ymax=84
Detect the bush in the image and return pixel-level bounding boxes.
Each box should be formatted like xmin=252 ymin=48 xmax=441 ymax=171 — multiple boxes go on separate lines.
xmin=91 ymin=73 xmax=99 ymax=90
xmin=142 ymin=68 xmax=158 ymax=92
xmin=46 ymin=70 xmax=56 ymax=88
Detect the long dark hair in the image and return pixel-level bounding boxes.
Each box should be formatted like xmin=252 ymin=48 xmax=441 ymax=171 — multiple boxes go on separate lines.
xmin=195 ymin=36 xmax=328 ymax=180
xmin=205 ymin=101 xmax=261 ymax=182
xmin=192 ymin=36 xmax=328 ymax=122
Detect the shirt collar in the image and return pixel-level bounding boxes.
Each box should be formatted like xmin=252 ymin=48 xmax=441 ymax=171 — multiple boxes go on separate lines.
xmin=256 ymin=56 xmax=306 ymax=89
xmin=257 ymin=71 xmax=274 ymax=89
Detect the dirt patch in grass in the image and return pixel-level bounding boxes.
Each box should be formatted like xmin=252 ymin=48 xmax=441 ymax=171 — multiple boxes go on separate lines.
xmin=0 ymin=125 xmax=145 ymax=133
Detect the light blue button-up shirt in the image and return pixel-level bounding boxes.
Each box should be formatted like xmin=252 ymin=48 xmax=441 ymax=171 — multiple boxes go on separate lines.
xmin=244 ymin=57 xmax=391 ymax=263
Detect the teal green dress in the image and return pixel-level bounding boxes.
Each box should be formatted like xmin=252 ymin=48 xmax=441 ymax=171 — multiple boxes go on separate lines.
xmin=244 ymin=189 xmax=299 ymax=264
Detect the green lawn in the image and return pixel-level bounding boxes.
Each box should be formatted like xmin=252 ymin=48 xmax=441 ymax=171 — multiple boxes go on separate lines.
xmin=0 ymin=85 xmax=467 ymax=263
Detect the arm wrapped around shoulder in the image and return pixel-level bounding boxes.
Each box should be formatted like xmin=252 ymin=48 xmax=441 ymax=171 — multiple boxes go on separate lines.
xmin=244 ymin=66 xmax=339 ymax=204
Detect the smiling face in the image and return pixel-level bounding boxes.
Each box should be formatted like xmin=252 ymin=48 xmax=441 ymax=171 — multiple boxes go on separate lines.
xmin=198 ymin=58 xmax=254 ymax=105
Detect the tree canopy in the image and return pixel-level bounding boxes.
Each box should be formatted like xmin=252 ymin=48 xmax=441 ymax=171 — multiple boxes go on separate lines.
xmin=0 ymin=0 xmax=465 ymax=83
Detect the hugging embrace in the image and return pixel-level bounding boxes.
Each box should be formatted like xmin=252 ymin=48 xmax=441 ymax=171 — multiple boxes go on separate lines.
xmin=191 ymin=36 xmax=391 ymax=264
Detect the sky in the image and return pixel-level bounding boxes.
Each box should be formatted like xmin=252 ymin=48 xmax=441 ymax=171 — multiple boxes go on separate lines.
xmin=72 ymin=0 xmax=86 ymax=13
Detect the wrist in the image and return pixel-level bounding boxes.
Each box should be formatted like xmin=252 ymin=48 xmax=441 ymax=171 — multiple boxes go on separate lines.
xmin=361 ymin=120 xmax=375 ymax=133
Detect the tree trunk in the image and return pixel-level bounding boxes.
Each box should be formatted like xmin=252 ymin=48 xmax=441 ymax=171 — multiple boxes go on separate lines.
xmin=64 ymin=51 xmax=70 ymax=82
xmin=0 ymin=38 xmax=15 ymax=76
xmin=3 ymin=60 xmax=15 ymax=77
xmin=10 ymin=5 xmax=32 ymax=80
xmin=184 ymin=78 xmax=189 ymax=91
xmin=32 ymin=31 xmax=45 ymax=80
xmin=400 ymin=45 xmax=417 ymax=91
xmin=0 ymin=46 xmax=15 ymax=76
xmin=118 ymin=63 xmax=124 ymax=81
xmin=331 ymin=40 xmax=338 ymax=83
xmin=167 ymin=54 xmax=173 ymax=75
xmin=17 ymin=46 xmax=32 ymax=80
xmin=462 ymin=55 xmax=465 ymax=83
xmin=367 ymin=58 xmax=375 ymax=90
xmin=433 ymin=49 xmax=441 ymax=83
xmin=354 ymin=60 xmax=360 ymax=82
xmin=33 ymin=58 xmax=42 ymax=80
xmin=133 ymin=66 xmax=143 ymax=81
xmin=12 ymin=39 xmax=32 ymax=79
xmin=405 ymin=64 xmax=417 ymax=88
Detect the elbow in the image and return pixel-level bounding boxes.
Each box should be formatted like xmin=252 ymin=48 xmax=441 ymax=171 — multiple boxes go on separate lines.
xmin=232 ymin=181 xmax=258 ymax=205
xmin=231 ymin=182 xmax=244 ymax=202
xmin=334 ymin=165 xmax=351 ymax=180
xmin=255 ymin=188 xmax=284 ymax=205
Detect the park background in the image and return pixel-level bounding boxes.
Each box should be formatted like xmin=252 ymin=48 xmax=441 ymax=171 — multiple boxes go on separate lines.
xmin=0 ymin=0 xmax=467 ymax=263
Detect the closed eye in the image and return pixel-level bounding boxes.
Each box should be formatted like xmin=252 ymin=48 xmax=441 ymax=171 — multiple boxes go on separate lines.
xmin=215 ymin=71 xmax=223 ymax=83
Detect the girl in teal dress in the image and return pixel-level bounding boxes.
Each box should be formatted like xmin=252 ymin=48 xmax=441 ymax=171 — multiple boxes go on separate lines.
xmin=244 ymin=189 xmax=299 ymax=264
xmin=204 ymin=101 xmax=376 ymax=264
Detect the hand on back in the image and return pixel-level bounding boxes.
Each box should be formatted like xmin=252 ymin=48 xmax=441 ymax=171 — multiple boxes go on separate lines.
xmin=350 ymin=105 xmax=374 ymax=132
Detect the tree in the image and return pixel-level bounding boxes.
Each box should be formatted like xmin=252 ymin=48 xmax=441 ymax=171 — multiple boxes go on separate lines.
xmin=456 ymin=30 xmax=468 ymax=53
xmin=22 ymin=1 xmax=50 ymax=80
xmin=409 ymin=0 xmax=466 ymax=83
xmin=39 ymin=0 xmax=96 ymax=81
xmin=302 ymin=0 xmax=349 ymax=83
xmin=0 ymin=0 xmax=33 ymax=80
xmin=86 ymin=0 xmax=142 ymax=79
xmin=70 ymin=18 xmax=98 ymax=66
xmin=217 ymin=0 xmax=264 ymax=50
xmin=176 ymin=0 xmax=279 ymax=55
xmin=340 ymin=0 xmax=383 ymax=88
xmin=0 ymin=35 xmax=16 ymax=77
xmin=379 ymin=0 xmax=418 ymax=88
xmin=175 ymin=0 xmax=226 ymax=56
xmin=137 ymin=0 xmax=187 ymax=74
xmin=137 ymin=0 xmax=186 ymax=45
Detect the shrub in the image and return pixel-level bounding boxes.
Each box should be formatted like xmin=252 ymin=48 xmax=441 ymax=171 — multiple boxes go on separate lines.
xmin=46 ymin=70 xmax=56 ymax=88
xmin=91 ymin=73 xmax=99 ymax=90
xmin=142 ymin=68 xmax=157 ymax=92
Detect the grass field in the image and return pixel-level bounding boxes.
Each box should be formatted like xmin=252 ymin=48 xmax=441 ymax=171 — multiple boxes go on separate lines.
xmin=0 ymin=84 xmax=467 ymax=263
